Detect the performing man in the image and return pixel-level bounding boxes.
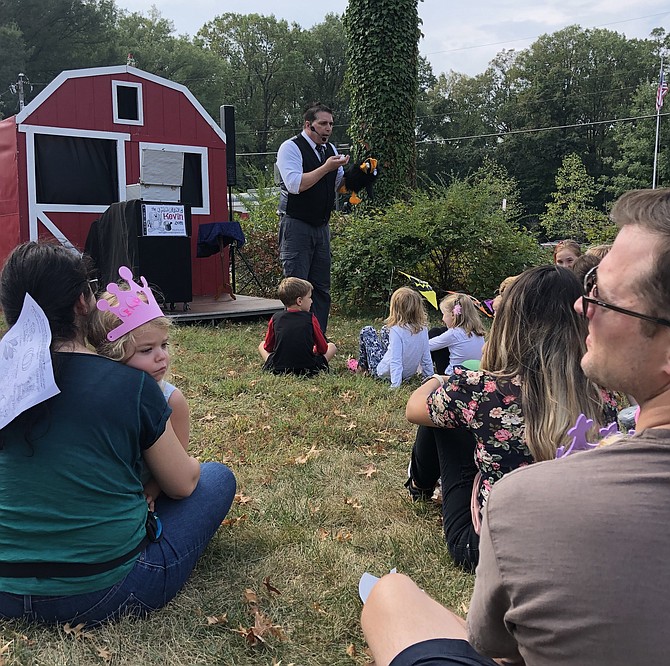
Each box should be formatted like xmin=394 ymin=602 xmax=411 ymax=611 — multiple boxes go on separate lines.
xmin=276 ymin=102 xmax=349 ymax=334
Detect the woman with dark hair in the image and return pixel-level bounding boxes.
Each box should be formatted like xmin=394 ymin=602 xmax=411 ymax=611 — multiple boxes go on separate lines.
xmin=405 ymin=265 xmax=618 ymax=571
xmin=0 ymin=242 xmax=236 ymax=626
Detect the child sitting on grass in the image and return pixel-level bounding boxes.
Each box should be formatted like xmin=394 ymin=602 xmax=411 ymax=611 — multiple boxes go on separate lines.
xmin=89 ymin=273 xmax=189 ymax=508
xmin=259 ymin=277 xmax=337 ymax=376
xmin=429 ymin=293 xmax=486 ymax=375
xmin=357 ymin=287 xmax=434 ymax=388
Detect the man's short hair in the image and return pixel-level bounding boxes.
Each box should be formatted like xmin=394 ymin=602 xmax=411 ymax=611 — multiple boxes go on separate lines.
xmin=304 ymin=102 xmax=333 ymax=123
xmin=277 ymin=277 xmax=312 ymax=307
xmin=610 ymin=188 xmax=670 ymax=326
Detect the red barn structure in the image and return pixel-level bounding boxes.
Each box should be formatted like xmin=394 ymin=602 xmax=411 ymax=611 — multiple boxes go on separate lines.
xmin=0 ymin=65 xmax=233 ymax=299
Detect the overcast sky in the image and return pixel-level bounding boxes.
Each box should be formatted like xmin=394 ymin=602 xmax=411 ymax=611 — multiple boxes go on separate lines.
xmin=116 ymin=1 xmax=669 ymax=77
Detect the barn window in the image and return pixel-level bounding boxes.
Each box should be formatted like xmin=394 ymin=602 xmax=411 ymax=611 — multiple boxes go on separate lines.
xmin=137 ymin=143 xmax=209 ymax=214
xmin=112 ymin=80 xmax=143 ymax=125
xmin=35 ymin=134 xmax=118 ymax=205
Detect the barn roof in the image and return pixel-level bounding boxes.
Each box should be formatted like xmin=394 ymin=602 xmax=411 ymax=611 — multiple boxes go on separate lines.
xmin=15 ymin=65 xmax=226 ymax=143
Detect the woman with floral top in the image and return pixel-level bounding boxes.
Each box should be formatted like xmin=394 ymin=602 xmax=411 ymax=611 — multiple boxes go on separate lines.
xmin=405 ymin=266 xmax=619 ymax=571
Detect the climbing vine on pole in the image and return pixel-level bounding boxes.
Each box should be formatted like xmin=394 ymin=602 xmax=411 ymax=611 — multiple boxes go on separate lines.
xmin=344 ymin=0 xmax=421 ymax=204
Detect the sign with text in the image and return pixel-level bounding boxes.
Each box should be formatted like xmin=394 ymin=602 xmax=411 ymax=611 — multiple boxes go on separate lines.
xmin=141 ymin=203 xmax=187 ymax=237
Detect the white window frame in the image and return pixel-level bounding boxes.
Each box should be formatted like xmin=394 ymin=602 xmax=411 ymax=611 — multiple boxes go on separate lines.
xmin=18 ymin=124 xmax=130 ymax=244
xmin=139 ymin=142 xmax=210 ymax=215
xmin=112 ymin=80 xmax=144 ymax=126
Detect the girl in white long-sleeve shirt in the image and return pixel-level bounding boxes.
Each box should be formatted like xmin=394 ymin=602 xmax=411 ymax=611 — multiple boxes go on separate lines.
xmin=429 ymin=293 xmax=486 ymax=375
xmin=358 ymin=287 xmax=434 ymax=388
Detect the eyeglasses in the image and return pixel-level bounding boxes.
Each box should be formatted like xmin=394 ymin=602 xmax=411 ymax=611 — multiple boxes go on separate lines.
xmin=582 ymin=266 xmax=670 ymax=328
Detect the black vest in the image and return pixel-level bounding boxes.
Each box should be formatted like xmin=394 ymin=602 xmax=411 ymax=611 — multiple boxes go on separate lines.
xmin=278 ymin=135 xmax=336 ymax=226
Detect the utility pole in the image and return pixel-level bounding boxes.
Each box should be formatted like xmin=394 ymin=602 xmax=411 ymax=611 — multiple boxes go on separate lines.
xmin=10 ymin=73 xmax=32 ymax=111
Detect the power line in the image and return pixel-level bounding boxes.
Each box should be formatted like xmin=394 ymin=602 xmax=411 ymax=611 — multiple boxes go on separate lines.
xmin=418 ymin=111 xmax=669 ymax=144
xmin=236 ymin=110 xmax=669 ymax=157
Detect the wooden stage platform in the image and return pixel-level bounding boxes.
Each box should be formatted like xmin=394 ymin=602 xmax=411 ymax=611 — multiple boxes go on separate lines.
xmin=165 ymin=294 xmax=283 ymax=324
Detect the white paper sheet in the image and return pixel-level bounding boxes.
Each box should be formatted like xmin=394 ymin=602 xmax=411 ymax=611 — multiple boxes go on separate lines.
xmin=0 ymin=293 xmax=60 ymax=430
xmin=359 ymin=567 xmax=397 ymax=604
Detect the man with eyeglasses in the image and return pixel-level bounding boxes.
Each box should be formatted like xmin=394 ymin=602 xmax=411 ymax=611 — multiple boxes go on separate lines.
xmin=361 ymin=188 xmax=670 ymax=666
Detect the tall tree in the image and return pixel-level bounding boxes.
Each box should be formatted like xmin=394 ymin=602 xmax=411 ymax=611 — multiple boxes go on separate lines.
xmin=114 ymin=9 xmax=228 ymax=120
xmin=495 ymin=26 xmax=656 ymax=213
xmin=541 ymin=153 xmax=608 ymax=242
xmin=344 ymin=0 xmax=421 ymax=203
xmin=0 ymin=23 xmax=29 ymax=118
xmin=301 ymin=13 xmax=349 ymax=127
xmin=197 ymin=13 xmax=307 ymax=166
xmin=0 ymin=0 xmax=119 ymax=112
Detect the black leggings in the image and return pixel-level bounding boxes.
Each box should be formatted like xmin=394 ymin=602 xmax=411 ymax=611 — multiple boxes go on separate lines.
xmin=428 ymin=326 xmax=450 ymax=375
xmin=410 ymin=425 xmax=479 ymax=571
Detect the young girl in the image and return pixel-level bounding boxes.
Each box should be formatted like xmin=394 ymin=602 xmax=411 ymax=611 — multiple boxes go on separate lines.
xmin=553 ymin=239 xmax=581 ymax=268
xmin=89 ymin=281 xmax=189 ymax=507
xmin=358 ymin=287 xmax=434 ymax=388
xmin=429 ymin=294 xmax=486 ymax=375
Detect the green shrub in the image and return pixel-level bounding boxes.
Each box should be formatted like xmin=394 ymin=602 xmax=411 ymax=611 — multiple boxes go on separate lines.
xmin=332 ymin=177 xmax=546 ymax=308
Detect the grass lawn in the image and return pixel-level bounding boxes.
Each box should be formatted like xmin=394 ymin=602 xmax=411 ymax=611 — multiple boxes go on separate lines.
xmin=0 ymin=311 xmax=474 ymax=665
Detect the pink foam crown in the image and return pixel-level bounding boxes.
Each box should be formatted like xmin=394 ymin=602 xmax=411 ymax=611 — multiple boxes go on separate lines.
xmin=96 ymin=266 xmax=164 ymax=341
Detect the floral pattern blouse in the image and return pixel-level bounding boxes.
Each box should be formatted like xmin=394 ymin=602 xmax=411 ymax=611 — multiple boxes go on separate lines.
xmin=426 ymin=367 xmax=619 ymax=511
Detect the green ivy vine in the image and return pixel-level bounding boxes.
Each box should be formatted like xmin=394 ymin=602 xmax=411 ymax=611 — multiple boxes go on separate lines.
xmin=343 ymin=0 xmax=421 ymax=205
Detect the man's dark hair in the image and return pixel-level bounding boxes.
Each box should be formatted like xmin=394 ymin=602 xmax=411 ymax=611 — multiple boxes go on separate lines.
xmin=304 ymin=102 xmax=333 ymax=123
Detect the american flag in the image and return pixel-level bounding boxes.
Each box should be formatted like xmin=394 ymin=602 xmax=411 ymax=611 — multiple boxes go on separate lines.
xmin=657 ymin=66 xmax=668 ymax=112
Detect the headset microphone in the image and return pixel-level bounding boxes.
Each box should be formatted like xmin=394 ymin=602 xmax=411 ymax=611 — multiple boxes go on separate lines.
xmin=309 ymin=124 xmax=327 ymax=141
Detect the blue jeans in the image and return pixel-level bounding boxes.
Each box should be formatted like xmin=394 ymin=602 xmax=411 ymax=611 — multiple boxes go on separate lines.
xmin=278 ymin=215 xmax=331 ymax=334
xmin=0 ymin=462 xmax=236 ymax=626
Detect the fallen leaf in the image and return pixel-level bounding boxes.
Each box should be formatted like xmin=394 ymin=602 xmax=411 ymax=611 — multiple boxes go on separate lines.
xmin=357 ymin=464 xmax=377 ymax=479
xmin=316 ymin=527 xmax=330 ymax=541
xmin=345 ymin=421 xmax=357 ymax=431
xmin=346 ymin=643 xmax=357 ymax=658
xmin=263 ymin=576 xmax=281 ymax=596
xmin=344 ymin=497 xmax=362 ymax=509
xmin=200 ymin=413 xmax=217 ymax=422
xmin=312 ymin=602 xmax=327 ymax=615
xmin=255 ymin=610 xmax=286 ymax=641
xmin=340 ymin=390 xmax=356 ymax=402
xmin=234 ymin=493 xmax=253 ymax=505
xmin=233 ymin=625 xmax=265 ymax=647
xmin=459 ymin=602 xmax=470 ymax=615
xmin=221 ymin=514 xmax=248 ymax=527
xmin=335 ymin=528 xmax=353 ymax=542
xmin=63 ymin=622 xmax=89 ymax=640
xmin=294 ymin=444 xmax=321 ymax=465
xmin=206 ymin=613 xmax=228 ymax=625
xmin=244 ymin=588 xmax=259 ymax=605
xmin=234 ymin=611 xmax=286 ymax=647
xmin=95 ymin=645 xmax=113 ymax=663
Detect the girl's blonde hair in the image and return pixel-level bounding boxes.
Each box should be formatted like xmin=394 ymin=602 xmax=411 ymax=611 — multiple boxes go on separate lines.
xmin=553 ymin=239 xmax=581 ymax=262
xmin=439 ymin=293 xmax=486 ymax=337
xmin=385 ymin=287 xmax=428 ymax=334
xmin=88 ymin=289 xmax=172 ymax=362
xmin=481 ymin=265 xmax=609 ymax=462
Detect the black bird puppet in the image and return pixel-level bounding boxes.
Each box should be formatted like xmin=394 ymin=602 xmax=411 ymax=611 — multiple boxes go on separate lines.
xmin=338 ymin=157 xmax=379 ymax=205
